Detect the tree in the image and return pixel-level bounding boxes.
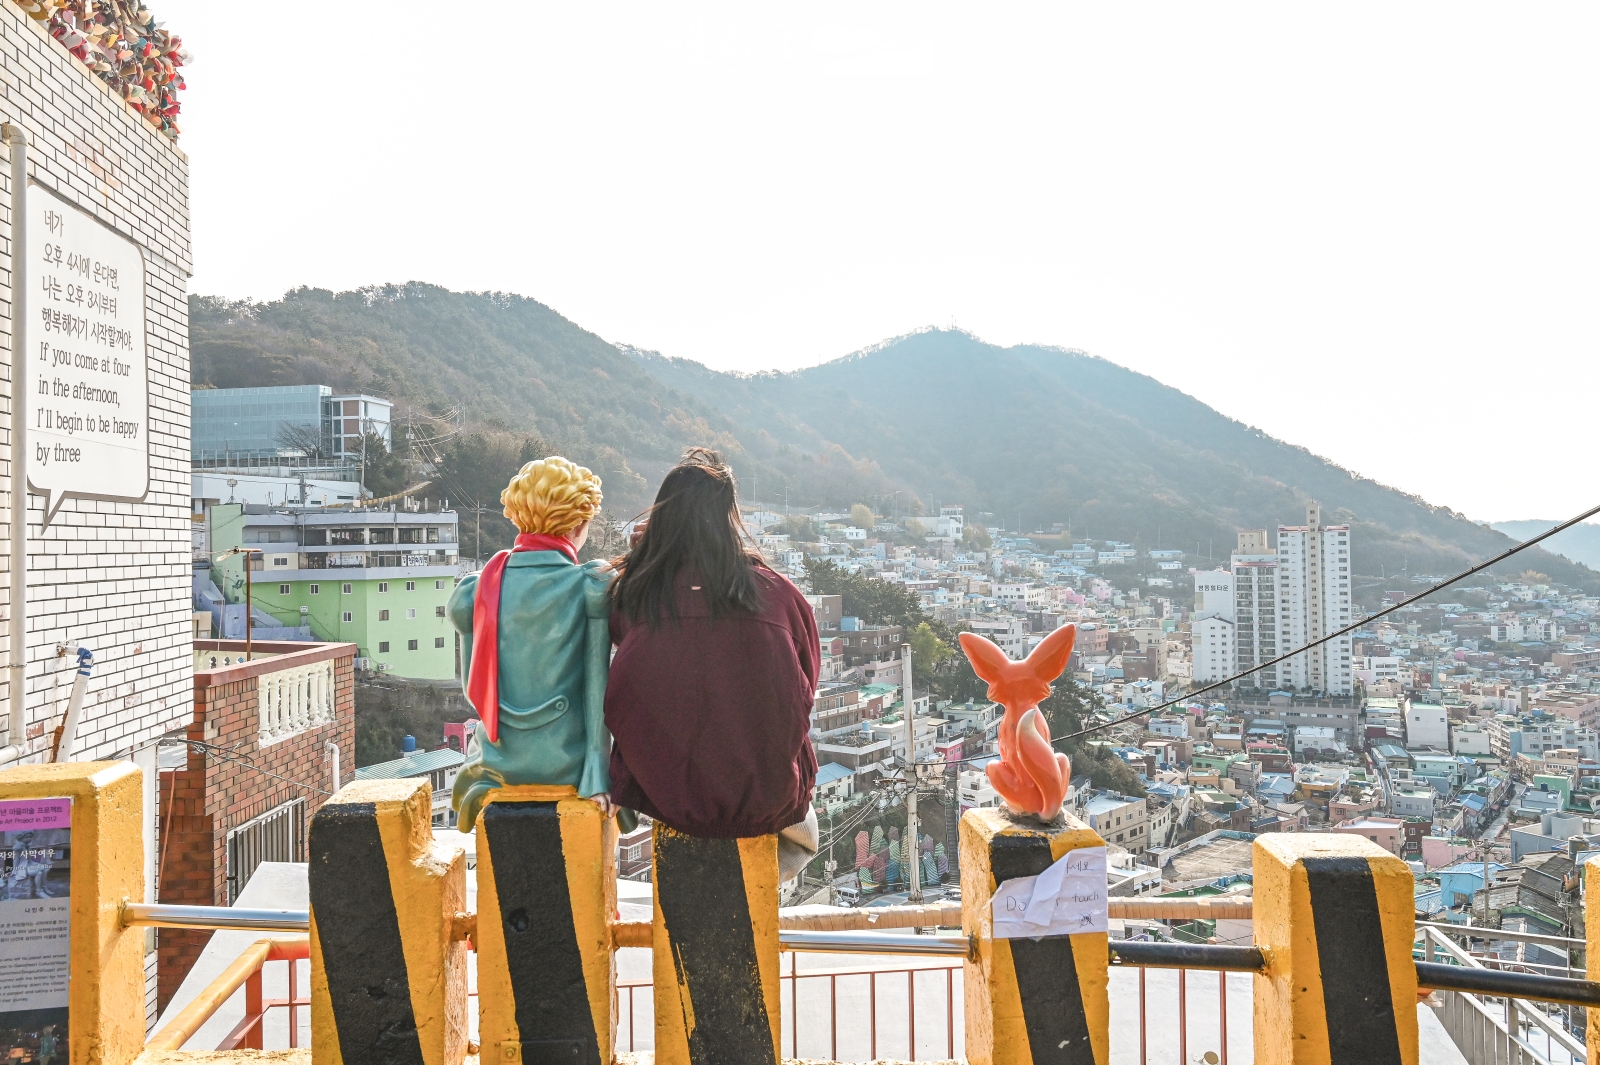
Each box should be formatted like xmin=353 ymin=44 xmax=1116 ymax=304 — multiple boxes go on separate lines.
xmin=908 ymin=621 xmax=952 ymax=671
xmin=849 ymin=503 xmax=876 ymax=531
xmin=275 ymin=421 xmax=328 ymax=460
xmin=905 ymin=518 xmax=927 ymax=539
xmin=962 ymin=523 xmax=992 ymax=551
xmin=362 ymin=428 xmax=414 ymax=498
xmin=774 ymin=514 xmax=816 ymax=542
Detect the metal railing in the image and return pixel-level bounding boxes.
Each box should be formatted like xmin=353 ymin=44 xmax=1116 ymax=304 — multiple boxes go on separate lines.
xmin=147 ymin=937 xmax=309 ymax=1052
xmin=1419 ymin=926 xmax=1588 ymax=1065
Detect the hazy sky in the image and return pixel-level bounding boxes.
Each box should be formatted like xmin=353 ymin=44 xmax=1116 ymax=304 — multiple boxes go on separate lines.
xmin=159 ymin=2 xmax=1598 ymax=525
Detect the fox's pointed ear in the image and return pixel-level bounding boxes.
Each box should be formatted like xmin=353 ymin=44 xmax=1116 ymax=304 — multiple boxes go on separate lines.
xmin=959 ymin=632 xmax=1013 ymax=684
xmin=1024 ymin=623 xmax=1077 ymax=684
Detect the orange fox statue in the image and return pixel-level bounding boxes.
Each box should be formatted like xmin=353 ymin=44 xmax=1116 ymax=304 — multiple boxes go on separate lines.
xmin=958 ymin=623 xmax=1076 ymax=821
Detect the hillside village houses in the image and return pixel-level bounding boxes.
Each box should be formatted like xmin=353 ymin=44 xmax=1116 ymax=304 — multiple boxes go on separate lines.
xmin=184 ymin=385 xmax=1600 ymax=927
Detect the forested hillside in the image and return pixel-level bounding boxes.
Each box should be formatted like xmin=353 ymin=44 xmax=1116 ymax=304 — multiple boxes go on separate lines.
xmin=188 ymin=288 xmax=1597 ymax=591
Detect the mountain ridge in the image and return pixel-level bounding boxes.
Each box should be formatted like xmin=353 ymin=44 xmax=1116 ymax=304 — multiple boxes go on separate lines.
xmin=187 ymin=287 xmax=1598 ymax=593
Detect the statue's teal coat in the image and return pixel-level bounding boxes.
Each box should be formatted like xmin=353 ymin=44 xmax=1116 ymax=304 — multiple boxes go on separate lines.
xmin=448 ymin=551 xmax=613 ymax=827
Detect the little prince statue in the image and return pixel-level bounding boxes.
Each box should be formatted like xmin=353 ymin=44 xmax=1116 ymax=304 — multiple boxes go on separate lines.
xmin=449 ymin=456 xmax=614 ymax=830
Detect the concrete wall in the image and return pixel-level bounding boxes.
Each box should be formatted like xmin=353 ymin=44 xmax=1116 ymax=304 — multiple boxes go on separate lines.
xmin=0 ymin=3 xmax=191 ymax=760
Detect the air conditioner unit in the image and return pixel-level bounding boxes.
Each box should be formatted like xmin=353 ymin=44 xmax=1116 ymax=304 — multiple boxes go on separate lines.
xmin=354 ymin=657 xmax=371 ymax=671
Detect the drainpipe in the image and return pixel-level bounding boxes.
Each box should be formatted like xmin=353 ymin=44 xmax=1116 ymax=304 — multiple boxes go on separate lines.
xmin=0 ymin=123 xmax=27 ymax=767
xmin=325 ymin=740 xmax=341 ymax=796
xmin=50 ymin=648 xmax=93 ymax=761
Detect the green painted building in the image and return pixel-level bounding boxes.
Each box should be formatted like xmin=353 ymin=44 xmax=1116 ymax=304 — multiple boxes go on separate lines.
xmin=209 ymin=503 xmax=462 ymax=680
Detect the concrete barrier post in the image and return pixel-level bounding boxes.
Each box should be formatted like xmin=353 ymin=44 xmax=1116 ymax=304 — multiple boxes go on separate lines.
xmin=652 ymin=825 xmax=781 ymax=1065
xmin=1585 ymin=854 xmax=1600 ymax=1048
xmin=1253 ymin=834 xmax=1418 ymax=1065
xmin=0 ymin=762 xmax=144 ymax=1065
xmin=474 ymin=785 xmax=617 ymax=1065
xmin=960 ymin=806 xmax=1110 ymax=1065
xmin=309 ymin=777 xmax=467 ymax=1065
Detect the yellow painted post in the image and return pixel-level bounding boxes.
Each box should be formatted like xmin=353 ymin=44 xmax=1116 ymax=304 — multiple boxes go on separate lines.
xmin=0 ymin=761 xmax=144 ymax=1065
xmin=1253 ymin=833 xmax=1418 ymax=1065
xmin=1585 ymin=854 xmax=1600 ymax=1049
xmin=960 ymin=806 xmax=1110 ymax=1065
xmin=473 ymin=785 xmax=616 ymax=1065
xmin=653 ymin=825 xmax=781 ymax=1065
xmin=309 ymin=777 xmax=467 ymax=1065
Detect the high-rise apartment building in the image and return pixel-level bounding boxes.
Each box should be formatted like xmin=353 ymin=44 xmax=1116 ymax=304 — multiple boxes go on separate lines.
xmin=1192 ymin=569 xmax=1235 ymax=684
xmin=1276 ymin=504 xmax=1353 ymax=694
xmin=1230 ymin=530 xmax=1279 ymax=689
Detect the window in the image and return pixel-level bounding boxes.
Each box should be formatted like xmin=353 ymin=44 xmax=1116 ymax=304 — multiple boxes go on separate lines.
xmin=379 ymin=641 xmax=390 ymax=653
xmin=342 ymin=583 xmax=353 ymax=594
xmin=427 ymin=527 xmax=440 ymax=543
xmin=407 ymin=639 xmax=419 ymax=651
xmin=406 ymin=581 xmax=416 ymax=591
xmin=436 ymin=580 xmax=445 ymax=590
xmin=435 ymin=637 xmax=445 ymax=648
xmin=435 ymin=605 xmax=446 ymax=618
xmin=369 ymin=529 xmax=395 ymax=545
xmin=273 ymin=556 xmax=289 ymax=567
xmin=378 ymin=582 xmax=389 ymax=593
xmin=342 ymin=611 xmax=353 ymax=623
xmin=279 ymin=584 xmax=291 ymax=595
xmin=406 ymin=608 xmax=417 ymax=620
xmin=310 ymin=584 xmax=320 ymax=595
xmin=379 ymin=609 xmax=390 ymax=621
xmin=399 ymin=528 xmax=424 ymax=544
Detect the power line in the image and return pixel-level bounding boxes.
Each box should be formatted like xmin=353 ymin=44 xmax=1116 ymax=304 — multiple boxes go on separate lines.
xmin=941 ymin=500 xmax=1600 ymax=768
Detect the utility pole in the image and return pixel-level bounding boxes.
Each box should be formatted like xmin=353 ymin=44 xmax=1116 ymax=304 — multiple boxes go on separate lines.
xmin=903 ymin=642 xmax=922 ymax=904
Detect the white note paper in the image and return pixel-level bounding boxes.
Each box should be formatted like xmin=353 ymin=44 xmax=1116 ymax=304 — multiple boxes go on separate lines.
xmin=992 ymin=845 xmax=1108 ymax=939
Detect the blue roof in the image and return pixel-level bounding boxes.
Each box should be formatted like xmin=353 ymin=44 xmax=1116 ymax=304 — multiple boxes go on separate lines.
xmin=1460 ymin=795 xmax=1486 ymax=812
xmin=355 ymin=748 xmax=464 ymax=780
xmin=815 ymin=763 xmax=855 ymax=786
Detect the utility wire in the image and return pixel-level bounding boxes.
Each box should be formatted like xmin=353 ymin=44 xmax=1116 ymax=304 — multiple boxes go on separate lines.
xmin=938 ymin=500 xmax=1600 ymax=768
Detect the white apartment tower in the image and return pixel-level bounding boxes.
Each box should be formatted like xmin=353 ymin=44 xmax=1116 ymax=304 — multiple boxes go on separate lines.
xmin=1192 ymin=570 xmax=1235 ymax=684
xmin=1276 ymin=504 xmax=1353 ymax=694
xmin=1230 ymin=530 xmax=1280 ymax=689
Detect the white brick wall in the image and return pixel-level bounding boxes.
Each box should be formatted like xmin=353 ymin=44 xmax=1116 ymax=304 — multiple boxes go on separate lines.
xmin=0 ymin=2 xmax=190 ymax=761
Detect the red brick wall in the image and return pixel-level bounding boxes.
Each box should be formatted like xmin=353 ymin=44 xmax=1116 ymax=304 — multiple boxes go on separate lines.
xmin=157 ymin=641 xmax=357 ymax=1010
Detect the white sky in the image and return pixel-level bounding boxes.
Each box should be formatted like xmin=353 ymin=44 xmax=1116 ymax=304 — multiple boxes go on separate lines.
xmin=158 ymin=2 xmax=1599 ymax=524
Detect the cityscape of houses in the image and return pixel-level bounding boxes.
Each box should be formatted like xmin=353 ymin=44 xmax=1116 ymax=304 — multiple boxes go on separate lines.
xmin=191 ymin=383 xmax=1600 ymax=943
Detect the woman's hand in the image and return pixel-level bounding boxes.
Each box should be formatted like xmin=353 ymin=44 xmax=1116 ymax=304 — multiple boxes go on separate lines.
xmin=590 ymin=792 xmax=617 ymax=817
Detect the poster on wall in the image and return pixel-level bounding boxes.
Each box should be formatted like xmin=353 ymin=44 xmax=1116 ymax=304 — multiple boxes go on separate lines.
xmin=25 ymin=182 xmax=149 ymax=527
xmin=0 ymin=798 xmax=72 ymax=1065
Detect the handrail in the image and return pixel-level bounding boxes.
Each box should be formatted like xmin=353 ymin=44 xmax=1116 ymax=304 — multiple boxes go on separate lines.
xmin=1110 ymin=941 xmax=1266 ymax=972
xmin=1415 ymin=962 xmax=1600 ymax=1010
xmin=1417 ymin=920 xmax=1583 ymax=950
xmin=1419 ymin=925 xmax=1588 ymax=1059
xmin=124 ymin=902 xmax=310 ymax=933
xmin=781 ymin=930 xmax=972 ymax=957
xmin=146 ymin=936 xmax=308 ymax=1052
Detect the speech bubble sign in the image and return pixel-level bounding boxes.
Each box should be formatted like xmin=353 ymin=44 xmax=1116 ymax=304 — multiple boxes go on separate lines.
xmin=25 ymin=183 xmax=149 ymax=527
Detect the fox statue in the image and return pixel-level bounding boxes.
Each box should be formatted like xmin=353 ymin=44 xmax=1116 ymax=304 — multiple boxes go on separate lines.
xmin=958 ymin=623 xmax=1077 ymax=821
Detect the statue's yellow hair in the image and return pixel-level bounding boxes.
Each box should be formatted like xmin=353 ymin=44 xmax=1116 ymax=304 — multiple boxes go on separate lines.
xmin=500 ymin=456 xmax=603 ymax=535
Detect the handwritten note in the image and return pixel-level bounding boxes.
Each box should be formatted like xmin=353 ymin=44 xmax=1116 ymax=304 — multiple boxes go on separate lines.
xmin=992 ymin=845 xmax=1107 ymax=938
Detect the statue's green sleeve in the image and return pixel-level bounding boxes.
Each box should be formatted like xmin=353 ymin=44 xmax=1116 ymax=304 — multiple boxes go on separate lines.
xmin=449 ymin=574 xmax=478 ymax=699
xmin=578 ymin=564 xmax=614 ymax=798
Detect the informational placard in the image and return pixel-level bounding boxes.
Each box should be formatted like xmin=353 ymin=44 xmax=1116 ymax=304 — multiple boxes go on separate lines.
xmin=992 ymin=845 xmax=1107 ymax=938
xmin=26 ymin=184 xmax=149 ymax=526
xmin=0 ymin=797 xmax=72 ymax=1060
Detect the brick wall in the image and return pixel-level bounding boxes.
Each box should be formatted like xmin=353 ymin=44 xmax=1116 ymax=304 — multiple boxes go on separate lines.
xmin=157 ymin=640 xmax=356 ymax=1009
xmin=0 ymin=2 xmax=192 ymax=759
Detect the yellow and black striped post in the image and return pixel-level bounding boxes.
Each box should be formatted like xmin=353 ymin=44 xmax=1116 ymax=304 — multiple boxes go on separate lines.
xmin=1253 ymin=834 xmax=1418 ymax=1065
xmin=0 ymin=762 xmax=145 ymax=1065
xmin=653 ymin=825 xmax=781 ymax=1065
xmin=474 ymin=785 xmax=617 ymax=1065
xmin=960 ymin=806 xmax=1109 ymax=1065
xmin=1585 ymin=854 xmax=1600 ymax=1048
xmin=309 ymin=777 xmax=468 ymax=1065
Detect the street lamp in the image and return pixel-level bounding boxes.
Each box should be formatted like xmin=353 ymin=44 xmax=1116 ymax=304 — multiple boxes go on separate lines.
xmin=215 ymin=546 xmax=264 ymax=660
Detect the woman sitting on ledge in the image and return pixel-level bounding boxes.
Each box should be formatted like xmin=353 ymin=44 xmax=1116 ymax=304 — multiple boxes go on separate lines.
xmin=605 ymin=448 xmax=819 ymax=873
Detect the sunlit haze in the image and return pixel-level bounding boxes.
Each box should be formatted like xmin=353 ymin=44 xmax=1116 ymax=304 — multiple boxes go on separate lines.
xmin=160 ymin=1 xmax=1599 ymax=524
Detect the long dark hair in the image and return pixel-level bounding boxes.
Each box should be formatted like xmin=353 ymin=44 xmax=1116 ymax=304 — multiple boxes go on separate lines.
xmin=612 ymin=448 xmax=767 ymax=623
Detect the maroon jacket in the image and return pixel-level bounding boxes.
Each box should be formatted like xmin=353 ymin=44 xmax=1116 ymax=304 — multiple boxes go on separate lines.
xmin=606 ymin=566 xmax=820 ymax=838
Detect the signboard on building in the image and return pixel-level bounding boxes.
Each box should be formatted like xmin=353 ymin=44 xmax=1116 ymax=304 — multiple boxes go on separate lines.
xmin=0 ymin=798 xmax=72 ymax=1058
xmin=27 ymin=184 xmax=149 ymax=526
